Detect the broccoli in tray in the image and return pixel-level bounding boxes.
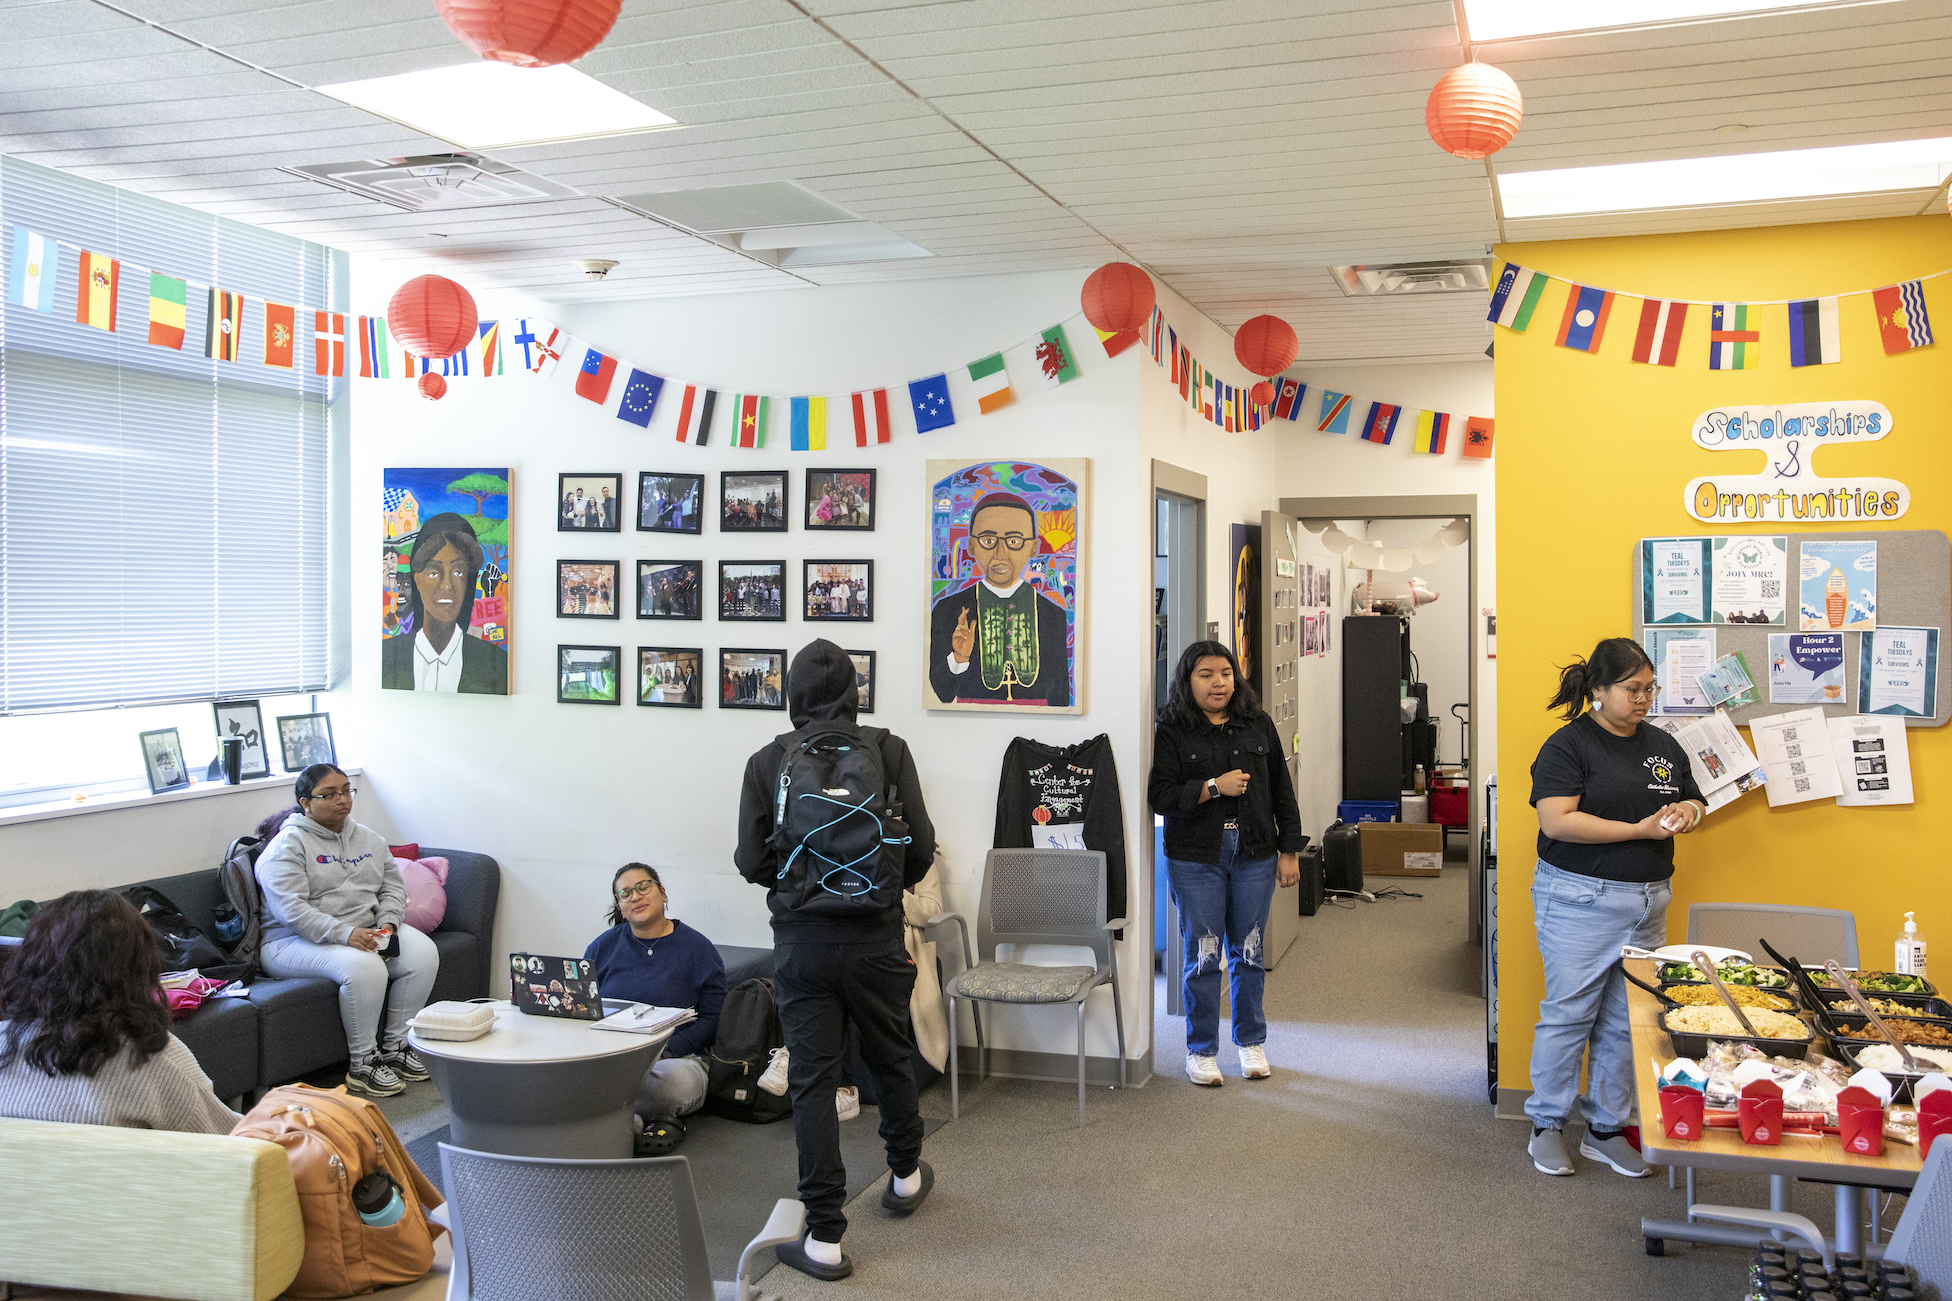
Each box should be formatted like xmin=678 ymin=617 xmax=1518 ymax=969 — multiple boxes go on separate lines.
xmin=1656 ymin=959 xmax=1789 ymax=988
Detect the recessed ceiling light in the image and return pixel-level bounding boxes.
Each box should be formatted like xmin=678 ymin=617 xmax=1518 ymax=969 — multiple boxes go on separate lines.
xmin=1497 ymin=137 xmax=1952 ymax=218
xmin=316 ymin=63 xmax=677 ymax=150
xmin=1464 ymin=0 xmax=1839 ymax=41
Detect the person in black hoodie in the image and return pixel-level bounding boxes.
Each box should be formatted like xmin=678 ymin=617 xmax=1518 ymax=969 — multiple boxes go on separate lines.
xmin=736 ymin=639 xmax=938 ymax=1281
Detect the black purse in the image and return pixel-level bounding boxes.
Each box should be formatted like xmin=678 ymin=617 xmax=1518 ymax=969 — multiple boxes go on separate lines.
xmin=119 ymin=885 xmax=230 ymax=973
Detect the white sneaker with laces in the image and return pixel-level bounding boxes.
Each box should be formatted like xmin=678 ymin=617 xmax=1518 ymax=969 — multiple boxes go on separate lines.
xmin=1185 ymin=1053 xmax=1223 ymax=1087
xmin=758 ymin=1047 xmax=790 ymax=1096
xmin=835 ymin=1085 xmax=860 ymax=1121
xmin=1238 ymin=1045 xmax=1272 ymax=1078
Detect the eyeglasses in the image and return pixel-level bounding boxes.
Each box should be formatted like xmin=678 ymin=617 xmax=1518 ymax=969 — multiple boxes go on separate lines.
xmin=1608 ymin=683 xmax=1661 ymax=703
xmin=308 ymin=786 xmax=356 ymax=801
xmin=616 ymin=881 xmax=660 ymax=902
xmin=971 ymin=533 xmax=1033 ymax=553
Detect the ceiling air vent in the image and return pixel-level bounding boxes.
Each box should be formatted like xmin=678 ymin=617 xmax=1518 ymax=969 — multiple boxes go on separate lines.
xmin=1330 ymin=260 xmax=1494 ymax=296
xmin=283 ymin=154 xmax=581 ymax=212
xmin=614 ymin=181 xmax=931 ymax=267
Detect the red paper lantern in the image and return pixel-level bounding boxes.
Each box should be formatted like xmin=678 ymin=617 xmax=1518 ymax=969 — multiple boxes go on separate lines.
xmin=1425 ymin=62 xmax=1523 ymax=161
xmin=1080 ymin=262 xmax=1155 ymax=335
xmin=434 ymin=0 xmax=622 ymax=67
xmin=1234 ymin=315 xmax=1298 ymax=378
xmin=1250 ymin=381 xmax=1276 ymax=407
xmin=418 ymin=372 xmax=449 ymax=401
xmin=388 ymin=275 xmax=479 ymax=360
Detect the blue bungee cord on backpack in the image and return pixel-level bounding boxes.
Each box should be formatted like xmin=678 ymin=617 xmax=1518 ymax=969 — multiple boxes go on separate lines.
xmin=773 ymin=738 xmax=912 ymax=901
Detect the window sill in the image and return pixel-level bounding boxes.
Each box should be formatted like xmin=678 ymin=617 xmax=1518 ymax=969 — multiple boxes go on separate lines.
xmin=0 ymin=767 xmax=363 ymax=830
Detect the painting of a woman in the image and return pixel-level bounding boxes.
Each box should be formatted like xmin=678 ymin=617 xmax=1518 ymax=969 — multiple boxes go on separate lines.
xmin=381 ymin=512 xmax=508 ymax=694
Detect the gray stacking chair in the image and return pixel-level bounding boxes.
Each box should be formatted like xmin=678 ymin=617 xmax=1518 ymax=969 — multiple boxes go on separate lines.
xmin=936 ymin=848 xmax=1127 ymax=1127
xmin=1688 ymin=902 xmax=1860 ymax=968
xmin=431 ymin=1144 xmax=804 ymax=1301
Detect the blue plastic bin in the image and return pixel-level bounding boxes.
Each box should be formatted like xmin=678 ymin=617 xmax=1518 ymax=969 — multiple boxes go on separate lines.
xmin=1337 ymin=800 xmax=1399 ymax=825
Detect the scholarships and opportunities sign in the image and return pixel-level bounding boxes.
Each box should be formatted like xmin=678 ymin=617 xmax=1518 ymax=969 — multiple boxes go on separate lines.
xmin=1683 ymin=400 xmax=1910 ymax=524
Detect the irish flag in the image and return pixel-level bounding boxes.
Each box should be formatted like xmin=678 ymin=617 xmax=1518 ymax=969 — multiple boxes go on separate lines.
xmin=967 ymin=353 xmax=1012 ymax=413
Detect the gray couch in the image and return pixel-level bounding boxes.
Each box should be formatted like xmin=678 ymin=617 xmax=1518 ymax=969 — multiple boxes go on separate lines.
xmin=127 ymin=848 xmax=500 ymax=1103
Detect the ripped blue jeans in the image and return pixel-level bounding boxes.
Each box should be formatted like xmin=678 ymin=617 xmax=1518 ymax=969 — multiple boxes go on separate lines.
xmin=1166 ymin=828 xmax=1276 ymax=1057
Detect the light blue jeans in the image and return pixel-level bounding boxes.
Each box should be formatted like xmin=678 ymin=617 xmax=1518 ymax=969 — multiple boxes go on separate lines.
xmin=260 ymin=924 xmax=440 ymax=1063
xmin=634 ymin=1054 xmax=708 ymax=1122
xmin=1525 ymin=860 xmax=1670 ymax=1133
xmin=1166 ymin=828 xmax=1276 ymax=1058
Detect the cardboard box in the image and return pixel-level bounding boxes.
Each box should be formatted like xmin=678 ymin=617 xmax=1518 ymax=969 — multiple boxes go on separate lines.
xmin=1358 ymin=821 xmax=1444 ymax=877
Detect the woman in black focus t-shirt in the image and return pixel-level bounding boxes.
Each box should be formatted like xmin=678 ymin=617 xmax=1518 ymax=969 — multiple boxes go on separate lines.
xmin=1523 ymin=637 xmax=1704 ymax=1181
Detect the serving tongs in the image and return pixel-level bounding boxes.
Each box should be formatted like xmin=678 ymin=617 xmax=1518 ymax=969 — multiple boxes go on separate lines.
xmin=1693 ymin=948 xmax=1761 ymax=1037
xmin=1825 ymin=959 xmax=1924 ymax=1073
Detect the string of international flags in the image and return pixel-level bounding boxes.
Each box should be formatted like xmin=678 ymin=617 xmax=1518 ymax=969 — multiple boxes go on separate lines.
xmin=8 ymin=218 xmax=1501 ymax=457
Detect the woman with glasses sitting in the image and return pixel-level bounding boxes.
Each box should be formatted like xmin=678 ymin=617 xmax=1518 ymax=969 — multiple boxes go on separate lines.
xmin=584 ymin=864 xmax=726 ymax=1153
xmin=1524 ymin=637 xmax=1703 ymax=1181
xmin=255 ymin=764 xmax=440 ymax=1098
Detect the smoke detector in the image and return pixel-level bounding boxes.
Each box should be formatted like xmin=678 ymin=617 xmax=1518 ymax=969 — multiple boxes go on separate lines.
xmin=576 ymin=259 xmax=619 ymax=281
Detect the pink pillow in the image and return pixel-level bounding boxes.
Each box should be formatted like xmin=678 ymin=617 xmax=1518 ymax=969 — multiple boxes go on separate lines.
xmin=397 ymin=856 xmax=449 ymax=933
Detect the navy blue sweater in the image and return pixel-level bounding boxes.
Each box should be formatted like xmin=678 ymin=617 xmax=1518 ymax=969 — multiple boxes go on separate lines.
xmin=582 ymin=919 xmax=726 ymax=1059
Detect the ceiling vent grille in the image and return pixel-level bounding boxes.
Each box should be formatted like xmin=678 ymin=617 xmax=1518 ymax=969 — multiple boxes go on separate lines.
xmin=283 ymin=154 xmax=581 ymax=211
xmin=1330 ymin=260 xmax=1493 ymax=296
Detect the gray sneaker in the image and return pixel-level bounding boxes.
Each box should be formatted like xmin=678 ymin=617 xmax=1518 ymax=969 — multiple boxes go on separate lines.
xmin=1579 ymin=1129 xmax=1651 ymax=1178
xmin=1529 ymin=1126 xmax=1574 ymax=1176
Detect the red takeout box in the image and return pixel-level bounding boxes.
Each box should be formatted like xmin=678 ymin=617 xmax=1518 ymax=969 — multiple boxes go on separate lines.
xmin=1739 ymin=1079 xmax=1784 ymax=1146
xmin=1659 ymin=1085 xmax=1705 ymax=1142
xmin=1835 ymin=1085 xmax=1885 ymax=1157
xmin=1919 ymin=1089 xmax=1952 ymax=1160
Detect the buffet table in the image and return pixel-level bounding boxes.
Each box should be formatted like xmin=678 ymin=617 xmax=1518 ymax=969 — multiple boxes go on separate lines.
xmin=1626 ymin=958 xmax=1923 ymax=1258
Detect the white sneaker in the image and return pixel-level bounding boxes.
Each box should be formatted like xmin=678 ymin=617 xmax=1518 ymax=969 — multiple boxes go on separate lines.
xmin=757 ymin=1047 xmax=789 ymax=1096
xmin=1185 ymin=1053 xmax=1223 ymax=1087
xmin=835 ymin=1085 xmax=860 ymax=1121
xmin=1238 ymin=1045 xmax=1272 ymax=1078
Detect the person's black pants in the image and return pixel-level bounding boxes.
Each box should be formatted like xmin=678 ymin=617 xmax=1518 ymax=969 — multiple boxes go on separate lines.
xmin=773 ymin=937 xmax=923 ymax=1243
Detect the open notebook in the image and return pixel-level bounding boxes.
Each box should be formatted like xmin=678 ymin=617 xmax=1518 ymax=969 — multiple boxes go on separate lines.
xmin=593 ymin=999 xmax=699 ymax=1036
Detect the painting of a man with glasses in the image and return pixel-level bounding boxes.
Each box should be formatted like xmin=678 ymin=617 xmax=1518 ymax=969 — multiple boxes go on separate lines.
xmin=926 ymin=460 xmax=1085 ymax=712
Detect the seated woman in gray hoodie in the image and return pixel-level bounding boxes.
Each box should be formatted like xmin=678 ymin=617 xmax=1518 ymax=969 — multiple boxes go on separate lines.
xmin=255 ymin=764 xmax=439 ymax=1098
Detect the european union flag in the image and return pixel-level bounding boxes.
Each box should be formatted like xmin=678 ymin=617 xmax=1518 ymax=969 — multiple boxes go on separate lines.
xmin=908 ymin=373 xmax=954 ymax=433
xmin=617 ymin=368 xmax=664 ymax=428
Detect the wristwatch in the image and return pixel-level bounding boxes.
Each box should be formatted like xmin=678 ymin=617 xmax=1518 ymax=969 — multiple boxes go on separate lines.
xmin=1205 ymin=778 xmax=1219 ymax=799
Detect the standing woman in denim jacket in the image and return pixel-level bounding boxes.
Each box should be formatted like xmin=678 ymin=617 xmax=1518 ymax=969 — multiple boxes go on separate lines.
xmin=1148 ymin=641 xmax=1303 ymax=1088
xmin=1525 ymin=637 xmax=1704 ymax=1180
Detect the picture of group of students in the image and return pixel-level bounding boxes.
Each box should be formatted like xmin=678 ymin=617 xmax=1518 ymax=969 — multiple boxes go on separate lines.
xmin=557 ymin=561 xmax=617 ymax=618
xmin=558 ymin=475 xmax=621 ymax=532
xmin=804 ymin=561 xmax=873 ymax=621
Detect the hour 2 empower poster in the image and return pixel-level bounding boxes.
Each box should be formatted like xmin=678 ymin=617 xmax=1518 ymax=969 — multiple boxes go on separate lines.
xmin=382 ymin=468 xmax=511 ymax=695
xmin=926 ymin=459 xmax=1085 ymax=714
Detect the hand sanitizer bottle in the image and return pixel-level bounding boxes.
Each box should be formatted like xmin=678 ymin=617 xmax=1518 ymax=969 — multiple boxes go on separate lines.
xmin=1895 ymin=912 xmax=1927 ymax=978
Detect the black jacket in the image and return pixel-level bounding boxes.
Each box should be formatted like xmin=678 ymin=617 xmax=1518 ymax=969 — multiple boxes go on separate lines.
xmin=735 ymin=640 xmax=936 ymax=944
xmin=379 ymin=631 xmax=508 ymax=695
xmin=993 ymin=734 xmax=1126 ymax=927
xmin=1149 ymin=711 xmax=1305 ymax=864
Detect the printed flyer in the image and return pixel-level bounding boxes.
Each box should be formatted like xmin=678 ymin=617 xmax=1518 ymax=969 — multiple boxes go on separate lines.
xmin=1642 ymin=537 xmax=1711 ymax=625
xmin=1711 ymin=535 xmax=1786 ymax=625
xmin=1767 ymin=633 xmax=1847 ymax=705
xmin=1860 ymin=626 xmax=1938 ymax=718
xmin=1798 ymin=540 xmax=1877 ymax=631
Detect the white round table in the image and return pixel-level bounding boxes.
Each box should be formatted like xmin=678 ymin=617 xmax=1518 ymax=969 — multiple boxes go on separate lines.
xmin=410 ymin=1001 xmax=673 ymax=1159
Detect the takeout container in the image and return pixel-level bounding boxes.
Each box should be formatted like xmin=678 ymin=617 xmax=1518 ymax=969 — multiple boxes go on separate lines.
xmin=1656 ymin=962 xmax=1795 ymax=995
xmin=1919 ymin=1086 xmax=1952 ymax=1159
xmin=1808 ymin=970 xmax=1939 ymax=999
xmin=1819 ymin=992 xmax=1952 ymax=1027
xmin=1658 ymin=982 xmax=1800 ymax=1013
xmin=1835 ymin=1085 xmax=1886 ymax=1157
xmin=1739 ymin=1079 xmax=1785 ymax=1145
xmin=1658 ymin=1006 xmax=1813 ymax=1060
xmin=1820 ymin=1031 xmax=1940 ymax=1102
xmin=407 ymin=1000 xmax=497 ymax=1041
xmin=1659 ymin=1084 xmax=1706 ymax=1141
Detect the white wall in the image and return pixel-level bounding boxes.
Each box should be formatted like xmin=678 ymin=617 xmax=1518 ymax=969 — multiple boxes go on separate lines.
xmin=1363 ymin=519 xmax=1472 ymax=769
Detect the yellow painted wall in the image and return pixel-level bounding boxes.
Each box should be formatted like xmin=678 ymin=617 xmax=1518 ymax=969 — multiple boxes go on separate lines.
xmin=1494 ymin=215 xmax=1952 ymax=1097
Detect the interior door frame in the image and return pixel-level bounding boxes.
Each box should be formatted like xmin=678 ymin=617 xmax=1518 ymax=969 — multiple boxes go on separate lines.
xmin=1151 ymin=462 xmax=1207 ymax=1037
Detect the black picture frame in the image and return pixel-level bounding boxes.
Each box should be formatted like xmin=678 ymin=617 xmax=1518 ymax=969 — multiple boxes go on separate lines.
xmin=845 ymin=649 xmax=877 ymax=714
xmin=720 ymin=471 xmax=789 ymax=532
xmin=637 ymin=472 xmax=704 ymax=535
xmin=558 ymin=473 xmax=623 ymax=533
xmin=210 ymin=699 xmax=271 ymax=779
xmin=557 ymin=559 xmax=621 ymax=620
xmin=558 ymin=645 xmax=622 ymax=705
xmin=636 ymin=560 xmax=703 ymax=620
xmin=275 ymin=713 xmax=337 ymax=773
xmin=139 ymin=727 xmax=192 ymax=793
xmin=803 ymin=560 xmax=874 ymax=622
xmin=805 ymin=468 xmax=876 ymax=531
xmin=720 ymin=647 xmax=786 ymax=710
xmin=637 ymin=646 xmax=704 ymax=709
xmin=719 ymin=560 xmax=786 ymax=621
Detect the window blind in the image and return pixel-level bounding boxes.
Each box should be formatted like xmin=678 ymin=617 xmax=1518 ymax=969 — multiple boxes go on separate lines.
xmin=0 ymin=154 xmax=346 ymax=713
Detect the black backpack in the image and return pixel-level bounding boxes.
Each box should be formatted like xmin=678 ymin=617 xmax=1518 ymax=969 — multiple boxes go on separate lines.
xmin=704 ymin=978 xmax=792 ymax=1124
xmin=768 ymin=724 xmax=912 ymax=920
xmin=119 ymin=885 xmax=232 ymax=974
xmin=211 ymin=834 xmax=266 ymax=978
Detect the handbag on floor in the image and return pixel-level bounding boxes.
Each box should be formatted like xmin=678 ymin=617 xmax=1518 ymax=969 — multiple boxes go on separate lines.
xmin=231 ymin=1083 xmax=444 ymax=1297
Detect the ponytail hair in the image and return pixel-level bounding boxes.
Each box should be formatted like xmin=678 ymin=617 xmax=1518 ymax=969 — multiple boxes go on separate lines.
xmin=1548 ymin=637 xmax=1654 ymax=721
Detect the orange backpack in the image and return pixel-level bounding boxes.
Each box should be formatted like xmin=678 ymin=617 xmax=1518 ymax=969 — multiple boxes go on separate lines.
xmin=231 ymin=1083 xmax=444 ymax=1298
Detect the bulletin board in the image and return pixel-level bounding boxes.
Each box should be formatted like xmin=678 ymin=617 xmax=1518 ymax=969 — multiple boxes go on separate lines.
xmin=1631 ymin=529 xmax=1950 ymax=728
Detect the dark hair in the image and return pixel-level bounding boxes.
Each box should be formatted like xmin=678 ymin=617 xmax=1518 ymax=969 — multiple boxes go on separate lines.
xmin=404 ymin=512 xmax=484 ymax=633
xmin=0 ymin=891 xmax=169 ymax=1077
xmin=606 ymin=863 xmax=665 ymax=927
xmin=256 ymin=804 xmax=299 ymax=843
xmin=294 ymin=764 xmax=346 ymax=803
xmin=1157 ymin=640 xmax=1261 ymax=727
xmin=1549 ymin=637 xmax=1655 ymax=721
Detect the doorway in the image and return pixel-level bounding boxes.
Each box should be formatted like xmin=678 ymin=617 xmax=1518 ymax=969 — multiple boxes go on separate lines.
xmin=1151 ymin=466 xmax=1207 ymax=1023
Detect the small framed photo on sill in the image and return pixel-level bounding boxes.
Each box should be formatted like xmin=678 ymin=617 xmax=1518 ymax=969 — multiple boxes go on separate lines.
xmin=845 ymin=649 xmax=877 ymax=714
xmin=804 ymin=560 xmax=873 ymax=621
xmin=805 ymin=468 xmax=875 ymax=531
xmin=558 ymin=473 xmax=623 ymax=533
xmin=721 ymin=648 xmax=786 ymax=710
xmin=211 ymin=699 xmax=271 ymax=779
xmin=139 ymin=727 xmax=192 ymax=794
xmin=275 ymin=713 xmax=337 ymax=773
xmin=557 ymin=559 xmax=620 ymax=619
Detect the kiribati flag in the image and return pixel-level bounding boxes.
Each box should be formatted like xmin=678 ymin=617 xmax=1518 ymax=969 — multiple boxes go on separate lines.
xmin=1554 ymin=284 xmax=1615 ymax=354
xmin=1360 ymin=402 xmax=1401 ymax=445
xmin=1872 ymin=280 xmax=1933 ymax=355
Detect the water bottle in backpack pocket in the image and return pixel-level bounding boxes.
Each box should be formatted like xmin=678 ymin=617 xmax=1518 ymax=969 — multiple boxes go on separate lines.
xmin=770 ymin=725 xmax=911 ymax=919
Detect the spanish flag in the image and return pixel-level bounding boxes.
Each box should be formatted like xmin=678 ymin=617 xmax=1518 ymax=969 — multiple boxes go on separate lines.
xmin=75 ymin=251 xmax=119 ymax=332
xmin=206 ymin=287 xmax=243 ymax=361
xmin=147 ymin=273 xmax=186 ymax=350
